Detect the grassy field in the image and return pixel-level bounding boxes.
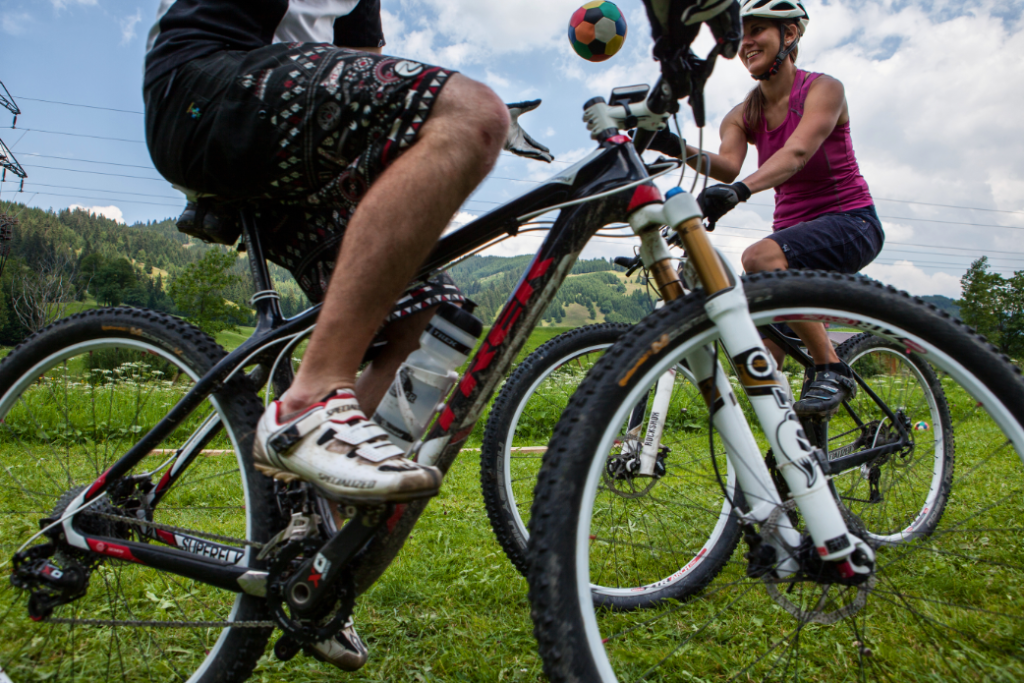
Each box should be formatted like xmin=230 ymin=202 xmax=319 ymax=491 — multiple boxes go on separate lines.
xmin=0 ymin=321 xmax=1022 ymax=682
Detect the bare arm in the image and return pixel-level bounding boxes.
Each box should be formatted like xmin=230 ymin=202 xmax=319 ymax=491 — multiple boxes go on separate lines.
xmin=740 ymin=76 xmax=846 ymax=194
xmin=683 ymin=105 xmax=748 ymax=183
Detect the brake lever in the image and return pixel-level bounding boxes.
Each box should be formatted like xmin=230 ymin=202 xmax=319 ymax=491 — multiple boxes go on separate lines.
xmin=613 ymin=254 xmax=643 ymax=277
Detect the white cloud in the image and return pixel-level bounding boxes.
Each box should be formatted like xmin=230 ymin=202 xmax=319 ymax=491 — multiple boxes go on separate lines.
xmin=862 ymin=260 xmax=962 ymax=298
xmin=70 ymin=204 xmax=125 ymax=224
xmin=485 ymin=70 xmax=511 ymax=89
xmin=120 ymin=8 xmax=142 ymax=45
xmin=446 ymin=210 xmax=478 ymax=233
xmin=50 ymin=0 xmax=98 ymax=10
xmin=2 ymin=12 xmax=31 ymax=35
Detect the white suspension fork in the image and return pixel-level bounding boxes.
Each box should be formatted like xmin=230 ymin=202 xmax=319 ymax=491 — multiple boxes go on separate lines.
xmin=629 ymin=188 xmax=873 ymax=573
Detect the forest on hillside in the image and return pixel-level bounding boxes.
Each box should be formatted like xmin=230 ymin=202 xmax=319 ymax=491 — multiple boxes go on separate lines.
xmin=0 ymin=201 xmax=655 ymax=345
xmin=0 ymin=201 xmax=311 ymax=343
xmin=0 ymin=201 xmax=977 ymax=350
xmin=447 ymin=254 xmax=654 ymax=325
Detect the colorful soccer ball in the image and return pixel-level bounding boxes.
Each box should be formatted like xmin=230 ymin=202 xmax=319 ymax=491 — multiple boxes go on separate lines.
xmin=568 ymin=1 xmax=627 ymax=63
xmin=913 ymin=421 xmax=930 ymax=431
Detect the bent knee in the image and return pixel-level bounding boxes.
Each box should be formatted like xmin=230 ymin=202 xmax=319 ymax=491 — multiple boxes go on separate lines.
xmin=433 ymin=75 xmax=509 ymax=155
xmin=742 ymin=240 xmax=788 ymax=273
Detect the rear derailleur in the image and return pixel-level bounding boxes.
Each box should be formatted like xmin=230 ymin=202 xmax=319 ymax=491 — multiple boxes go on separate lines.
xmin=10 ymin=543 xmax=90 ymax=621
xmin=9 ymin=480 xmax=146 ymax=620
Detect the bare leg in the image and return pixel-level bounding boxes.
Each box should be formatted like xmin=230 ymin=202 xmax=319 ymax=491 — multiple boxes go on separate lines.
xmin=741 ymin=239 xmax=839 ymax=364
xmin=279 ymin=75 xmax=508 ymax=416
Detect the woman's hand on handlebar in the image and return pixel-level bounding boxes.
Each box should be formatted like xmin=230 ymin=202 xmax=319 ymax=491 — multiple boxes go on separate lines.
xmin=696 ymin=181 xmax=750 ymax=231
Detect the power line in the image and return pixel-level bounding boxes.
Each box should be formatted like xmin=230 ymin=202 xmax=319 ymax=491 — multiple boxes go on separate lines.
xmin=1 ymin=180 xmax=181 ymax=200
xmin=12 ymin=96 xmax=143 ymax=115
xmin=7 ymin=127 xmax=145 ymax=144
xmin=19 ymin=153 xmax=159 ymax=171
xmin=873 ymin=196 xmax=1024 ymax=216
xmin=22 ymin=164 xmax=169 ymax=182
xmin=3 ymin=191 xmax=181 ymax=208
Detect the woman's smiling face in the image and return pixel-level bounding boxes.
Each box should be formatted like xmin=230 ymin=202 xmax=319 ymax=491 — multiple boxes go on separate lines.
xmin=740 ymin=17 xmax=798 ymax=75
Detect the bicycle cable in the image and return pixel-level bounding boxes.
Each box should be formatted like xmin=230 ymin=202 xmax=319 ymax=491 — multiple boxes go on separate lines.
xmin=516 ymin=160 xmax=682 ymax=222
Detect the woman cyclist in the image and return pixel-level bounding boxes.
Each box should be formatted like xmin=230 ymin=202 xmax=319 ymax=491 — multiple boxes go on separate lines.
xmin=690 ymin=0 xmax=885 ymax=418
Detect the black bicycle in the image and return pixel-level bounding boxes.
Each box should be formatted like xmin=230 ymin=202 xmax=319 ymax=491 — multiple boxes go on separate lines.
xmin=1 ymin=56 xmax=1022 ymax=683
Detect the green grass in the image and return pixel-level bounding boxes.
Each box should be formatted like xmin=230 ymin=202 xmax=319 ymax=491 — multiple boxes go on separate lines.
xmin=0 ymin=327 xmax=1022 ymax=682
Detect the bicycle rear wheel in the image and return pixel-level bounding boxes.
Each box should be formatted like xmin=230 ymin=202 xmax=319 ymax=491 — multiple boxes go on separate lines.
xmin=483 ymin=324 xmax=741 ymax=609
xmin=0 ymin=308 xmax=277 ymax=683
xmin=481 ymin=324 xmax=629 ymax=576
xmin=529 ymin=271 xmax=1024 ymax=682
xmin=831 ymin=333 xmax=954 ymax=544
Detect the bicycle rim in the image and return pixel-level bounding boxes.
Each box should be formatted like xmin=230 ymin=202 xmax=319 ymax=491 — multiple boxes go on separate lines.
xmin=502 ymin=341 xmax=616 ymax=547
xmin=569 ymin=305 xmax=1024 ymax=682
xmin=0 ymin=333 xmax=266 ymax=683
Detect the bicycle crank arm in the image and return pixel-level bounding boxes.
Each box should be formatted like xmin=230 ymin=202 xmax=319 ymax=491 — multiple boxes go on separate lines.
xmin=282 ymin=505 xmax=391 ymax=617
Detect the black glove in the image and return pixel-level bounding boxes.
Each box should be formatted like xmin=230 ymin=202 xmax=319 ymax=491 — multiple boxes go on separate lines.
xmin=696 ymin=181 xmax=750 ymax=231
xmin=648 ymin=129 xmax=683 ymax=158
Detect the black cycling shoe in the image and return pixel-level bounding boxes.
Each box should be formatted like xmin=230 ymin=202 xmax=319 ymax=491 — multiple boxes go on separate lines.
xmin=793 ymin=370 xmax=857 ymax=418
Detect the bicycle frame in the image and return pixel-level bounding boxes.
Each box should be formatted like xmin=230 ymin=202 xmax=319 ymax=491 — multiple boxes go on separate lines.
xmin=50 ymin=133 xmax=677 ymax=597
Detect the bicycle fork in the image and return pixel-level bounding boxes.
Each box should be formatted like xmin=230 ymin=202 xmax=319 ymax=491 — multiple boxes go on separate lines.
xmin=628 ymin=186 xmax=874 ymax=580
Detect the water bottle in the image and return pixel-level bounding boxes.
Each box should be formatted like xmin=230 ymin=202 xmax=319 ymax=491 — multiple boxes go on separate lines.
xmin=372 ymin=302 xmax=483 ymax=451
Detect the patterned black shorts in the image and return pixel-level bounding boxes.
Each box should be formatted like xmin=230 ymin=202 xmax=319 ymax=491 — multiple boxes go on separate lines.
xmin=145 ymin=43 xmax=463 ymax=309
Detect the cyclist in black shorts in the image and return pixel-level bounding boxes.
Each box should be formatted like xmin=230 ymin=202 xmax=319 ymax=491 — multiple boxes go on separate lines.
xmin=144 ymin=0 xmax=511 ymax=669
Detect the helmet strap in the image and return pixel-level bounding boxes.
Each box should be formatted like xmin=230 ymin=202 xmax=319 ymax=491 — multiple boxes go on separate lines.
xmin=752 ymin=24 xmax=799 ymax=81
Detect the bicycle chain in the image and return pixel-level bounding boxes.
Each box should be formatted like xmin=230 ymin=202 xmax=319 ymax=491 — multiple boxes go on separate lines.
xmin=42 ymin=617 xmax=276 ymax=628
xmin=82 ymin=509 xmax=264 ymax=549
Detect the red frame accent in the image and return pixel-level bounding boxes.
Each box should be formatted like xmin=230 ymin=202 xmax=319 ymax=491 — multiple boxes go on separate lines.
xmin=87 ymin=539 xmax=140 ymax=563
xmin=627 ymin=184 xmax=663 ymax=214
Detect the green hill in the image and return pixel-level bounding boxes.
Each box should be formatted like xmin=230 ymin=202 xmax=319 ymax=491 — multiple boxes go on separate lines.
xmin=448 ymin=255 xmax=654 ymax=326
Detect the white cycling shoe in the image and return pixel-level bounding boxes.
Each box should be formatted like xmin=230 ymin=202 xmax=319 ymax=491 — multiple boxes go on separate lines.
xmin=307 ymin=618 xmax=369 ymax=671
xmin=253 ymin=390 xmax=442 ymax=503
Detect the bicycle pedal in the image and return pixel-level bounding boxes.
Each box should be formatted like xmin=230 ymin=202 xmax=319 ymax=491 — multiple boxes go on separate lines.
xmin=274 ymin=634 xmax=303 ymax=662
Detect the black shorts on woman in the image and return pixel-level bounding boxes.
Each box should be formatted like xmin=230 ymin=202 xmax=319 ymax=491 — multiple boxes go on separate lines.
xmin=766 ymin=204 xmax=884 ymax=275
xmin=144 ymin=42 xmax=463 ymax=314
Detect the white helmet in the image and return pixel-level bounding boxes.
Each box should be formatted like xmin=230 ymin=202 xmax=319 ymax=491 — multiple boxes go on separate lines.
xmin=740 ymin=0 xmax=809 ymax=35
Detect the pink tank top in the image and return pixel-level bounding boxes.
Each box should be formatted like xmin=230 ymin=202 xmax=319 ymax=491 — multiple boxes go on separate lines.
xmin=749 ymin=70 xmax=873 ymax=231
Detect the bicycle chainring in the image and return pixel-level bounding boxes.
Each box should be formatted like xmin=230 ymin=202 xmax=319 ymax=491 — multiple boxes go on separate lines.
xmin=266 ymin=539 xmax=355 ymax=648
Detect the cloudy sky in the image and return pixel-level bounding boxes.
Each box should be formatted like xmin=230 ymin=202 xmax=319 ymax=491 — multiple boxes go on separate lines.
xmin=1 ymin=0 xmax=1022 ymax=297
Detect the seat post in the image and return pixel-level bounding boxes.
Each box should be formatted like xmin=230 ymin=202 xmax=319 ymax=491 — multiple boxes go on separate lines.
xmin=239 ymin=207 xmax=283 ymax=332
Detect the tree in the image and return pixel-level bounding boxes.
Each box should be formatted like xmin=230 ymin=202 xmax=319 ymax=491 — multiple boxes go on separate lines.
xmin=959 ymin=257 xmax=1004 ymax=346
xmin=1003 ymin=271 xmax=1024 ymax=359
xmin=958 ymin=257 xmax=1024 ymax=360
xmin=9 ymin=251 xmax=79 ymax=333
xmin=169 ymin=250 xmax=249 ymax=336
xmin=91 ymin=257 xmax=138 ymax=306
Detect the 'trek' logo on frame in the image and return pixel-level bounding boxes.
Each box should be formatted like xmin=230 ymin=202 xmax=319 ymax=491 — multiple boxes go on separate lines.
xmin=438 ymin=257 xmax=555 ymax=431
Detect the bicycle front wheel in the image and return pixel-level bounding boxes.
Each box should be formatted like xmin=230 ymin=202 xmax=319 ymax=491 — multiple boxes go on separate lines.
xmin=0 ymin=308 xmax=277 ymax=683
xmin=529 ymin=271 xmax=1024 ymax=683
